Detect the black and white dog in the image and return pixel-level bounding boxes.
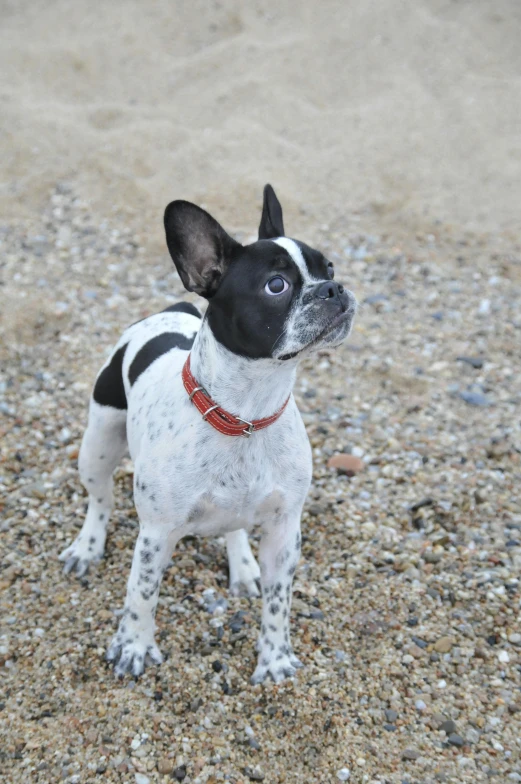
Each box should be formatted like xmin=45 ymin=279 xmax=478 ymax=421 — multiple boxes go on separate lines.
xmin=59 ymin=185 xmax=356 ymax=683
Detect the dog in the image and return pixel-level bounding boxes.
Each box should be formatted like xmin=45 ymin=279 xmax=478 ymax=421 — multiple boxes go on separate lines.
xmin=59 ymin=185 xmax=356 ymax=683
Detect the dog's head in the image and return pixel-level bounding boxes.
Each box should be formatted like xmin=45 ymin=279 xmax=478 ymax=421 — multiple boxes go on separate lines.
xmin=164 ymin=185 xmax=356 ymax=360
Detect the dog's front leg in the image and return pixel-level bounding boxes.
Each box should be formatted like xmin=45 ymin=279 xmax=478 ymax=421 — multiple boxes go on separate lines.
xmin=251 ymin=513 xmax=303 ymax=684
xmin=107 ymin=527 xmax=175 ymax=678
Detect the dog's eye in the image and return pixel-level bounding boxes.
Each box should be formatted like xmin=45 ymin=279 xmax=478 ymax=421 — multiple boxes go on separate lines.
xmin=327 ymin=261 xmax=335 ymax=279
xmin=265 ymin=276 xmax=289 ymax=295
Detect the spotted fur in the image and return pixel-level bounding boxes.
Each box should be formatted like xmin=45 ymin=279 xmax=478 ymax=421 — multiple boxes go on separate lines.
xmin=59 ymin=185 xmax=356 ymax=683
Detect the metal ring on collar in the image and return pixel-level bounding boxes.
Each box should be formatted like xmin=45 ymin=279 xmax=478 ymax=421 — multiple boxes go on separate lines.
xmin=202 ymin=405 xmax=219 ymax=420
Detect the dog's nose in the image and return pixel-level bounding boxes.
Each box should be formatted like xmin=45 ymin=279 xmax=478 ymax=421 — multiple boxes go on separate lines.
xmin=316 ymin=280 xmax=350 ymax=311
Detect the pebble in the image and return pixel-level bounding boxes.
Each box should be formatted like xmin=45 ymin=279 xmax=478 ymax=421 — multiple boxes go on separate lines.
xmin=402 ymin=749 xmax=420 ymax=761
xmin=498 ymin=650 xmax=510 ymax=663
xmin=466 ymin=728 xmax=480 ymax=744
xmin=457 ymin=356 xmax=484 ymax=369
xmin=433 ymin=636 xmax=453 ymax=653
xmin=384 ymin=709 xmax=398 ymax=723
xmin=448 ymin=733 xmax=464 ymax=747
xmin=415 ymin=700 xmax=427 ymax=711
xmin=458 ymin=390 xmax=491 ymax=406
xmin=336 ymin=769 xmax=351 ymax=781
xmin=244 ymin=767 xmax=265 ymax=781
xmin=327 ymin=454 xmax=364 ymax=475
xmin=135 ymin=775 xmax=150 ymax=784
xmin=440 ymin=720 xmax=457 ymax=734
xmin=157 ymin=759 xmax=174 ymax=774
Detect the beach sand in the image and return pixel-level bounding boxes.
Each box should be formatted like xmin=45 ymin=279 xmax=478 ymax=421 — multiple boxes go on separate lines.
xmin=1 ymin=0 xmax=520 ymax=242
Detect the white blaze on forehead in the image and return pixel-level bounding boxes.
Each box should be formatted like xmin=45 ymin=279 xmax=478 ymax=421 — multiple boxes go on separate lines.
xmin=273 ymin=237 xmax=315 ymax=284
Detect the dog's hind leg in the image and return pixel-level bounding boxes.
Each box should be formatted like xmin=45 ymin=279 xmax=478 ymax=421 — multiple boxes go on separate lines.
xmin=60 ymin=350 xmax=129 ymax=576
xmin=226 ymin=529 xmax=261 ymax=597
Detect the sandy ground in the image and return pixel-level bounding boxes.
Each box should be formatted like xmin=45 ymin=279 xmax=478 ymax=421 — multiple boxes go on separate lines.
xmin=1 ymin=2 xmax=521 ymax=783
xmin=1 ymin=0 xmax=521 ymax=240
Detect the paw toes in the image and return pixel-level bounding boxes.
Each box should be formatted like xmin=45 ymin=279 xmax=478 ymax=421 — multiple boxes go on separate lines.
xmin=63 ymin=556 xmax=80 ymax=575
xmin=146 ymin=644 xmax=163 ymax=666
xmin=252 ymin=654 xmax=302 ymax=684
xmin=107 ymin=637 xmax=162 ymax=679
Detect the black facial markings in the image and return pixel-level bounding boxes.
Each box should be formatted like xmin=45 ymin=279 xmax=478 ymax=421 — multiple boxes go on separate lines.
xmin=293 ymin=240 xmax=331 ymax=280
xmin=206 ymin=242 xmax=303 ymax=359
xmin=128 ymin=332 xmax=195 ymax=386
xmin=93 ymin=343 xmax=128 ymax=410
xmin=162 ymin=302 xmax=202 ymax=319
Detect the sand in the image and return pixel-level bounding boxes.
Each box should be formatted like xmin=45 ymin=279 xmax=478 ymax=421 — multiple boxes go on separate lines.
xmin=1 ymin=0 xmax=521 ymax=243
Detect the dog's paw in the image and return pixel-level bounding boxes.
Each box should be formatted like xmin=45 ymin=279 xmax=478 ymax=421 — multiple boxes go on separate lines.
xmin=59 ymin=534 xmax=105 ymax=577
xmin=250 ymin=650 xmax=303 ymax=684
xmin=106 ymin=634 xmax=163 ymax=678
xmin=229 ymin=557 xmax=261 ymax=598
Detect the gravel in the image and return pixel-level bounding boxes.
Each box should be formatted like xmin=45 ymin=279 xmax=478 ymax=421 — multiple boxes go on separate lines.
xmin=1 ymin=186 xmax=520 ymax=782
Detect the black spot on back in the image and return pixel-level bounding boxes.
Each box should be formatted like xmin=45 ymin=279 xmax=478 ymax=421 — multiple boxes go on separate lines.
xmin=162 ymin=302 xmax=202 ymax=318
xmin=93 ymin=343 xmax=128 ymax=410
xmin=128 ymin=332 xmax=195 ymax=386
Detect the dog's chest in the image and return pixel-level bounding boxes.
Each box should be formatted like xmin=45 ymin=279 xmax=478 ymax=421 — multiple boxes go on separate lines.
xmin=181 ymin=432 xmax=296 ymax=534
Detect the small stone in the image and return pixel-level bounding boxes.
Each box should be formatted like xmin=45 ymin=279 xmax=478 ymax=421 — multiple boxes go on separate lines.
xmin=336 ymin=769 xmax=351 ymax=781
xmin=458 ymin=390 xmax=491 ymax=406
xmin=385 ymin=709 xmax=398 ymax=722
xmin=448 ymin=733 xmax=464 ymax=747
xmin=498 ymin=650 xmax=510 ymax=663
xmin=244 ymin=766 xmax=265 ymax=782
xmin=409 ymin=497 xmax=434 ymax=512
xmin=402 ymin=748 xmax=420 ymax=761
xmin=157 ymin=759 xmax=174 ymax=774
xmin=327 ymin=454 xmax=364 ymax=476
xmin=440 ymin=720 xmax=457 ymax=734
xmin=173 ymin=765 xmax=187 ymax=781
xmin=135 ymin=775 xmax=150 ymax=784
xmin=423 ymin=548 xmax=443 ymax=564
xmin=415 ymin=700 xmax=427 ymax=711
xmin=211 ymin=660 xmax=223 ymax=673
xmin=508 ymin=633 xmax=521 ymax=645
xmin=433 ymin=636 xmax=453 ymax=653
xmin=457 ymin=356 xmax=484 ymax=369
xmin=466 ymin=728 xmax=480 ymax=744
xmin=308 ymin=502 xmax=326 ymax=516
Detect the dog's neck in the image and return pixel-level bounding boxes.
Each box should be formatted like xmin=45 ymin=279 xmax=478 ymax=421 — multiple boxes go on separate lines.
xmin=189 ymin=319 xmax=298 ymax=421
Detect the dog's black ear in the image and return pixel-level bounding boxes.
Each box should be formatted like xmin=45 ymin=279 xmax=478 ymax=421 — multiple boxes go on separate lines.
xmin=258 ymin=184 xmax=285 ymax=240
xmin=164 ymin=201 xmax=241 ymax=298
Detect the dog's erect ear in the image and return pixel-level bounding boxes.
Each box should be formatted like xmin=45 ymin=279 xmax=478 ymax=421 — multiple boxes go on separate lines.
xmin=258 ymin=184 xmax=285 ymax=240
xmin=164 ymin=201 xmax=241 ymax=298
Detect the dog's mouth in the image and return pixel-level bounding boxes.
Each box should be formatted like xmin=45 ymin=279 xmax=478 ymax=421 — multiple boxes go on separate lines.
xmin=278 ymin=307 xmax=354 ymax=361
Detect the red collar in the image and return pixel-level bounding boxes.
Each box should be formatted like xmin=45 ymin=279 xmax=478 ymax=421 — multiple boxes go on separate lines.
xmin=182 ymin=354 xmax=289 ymax=437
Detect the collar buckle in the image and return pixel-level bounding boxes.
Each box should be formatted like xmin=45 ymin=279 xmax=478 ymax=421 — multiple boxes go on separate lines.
xmin=237 ymin=418 xmax=255 ymax=438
